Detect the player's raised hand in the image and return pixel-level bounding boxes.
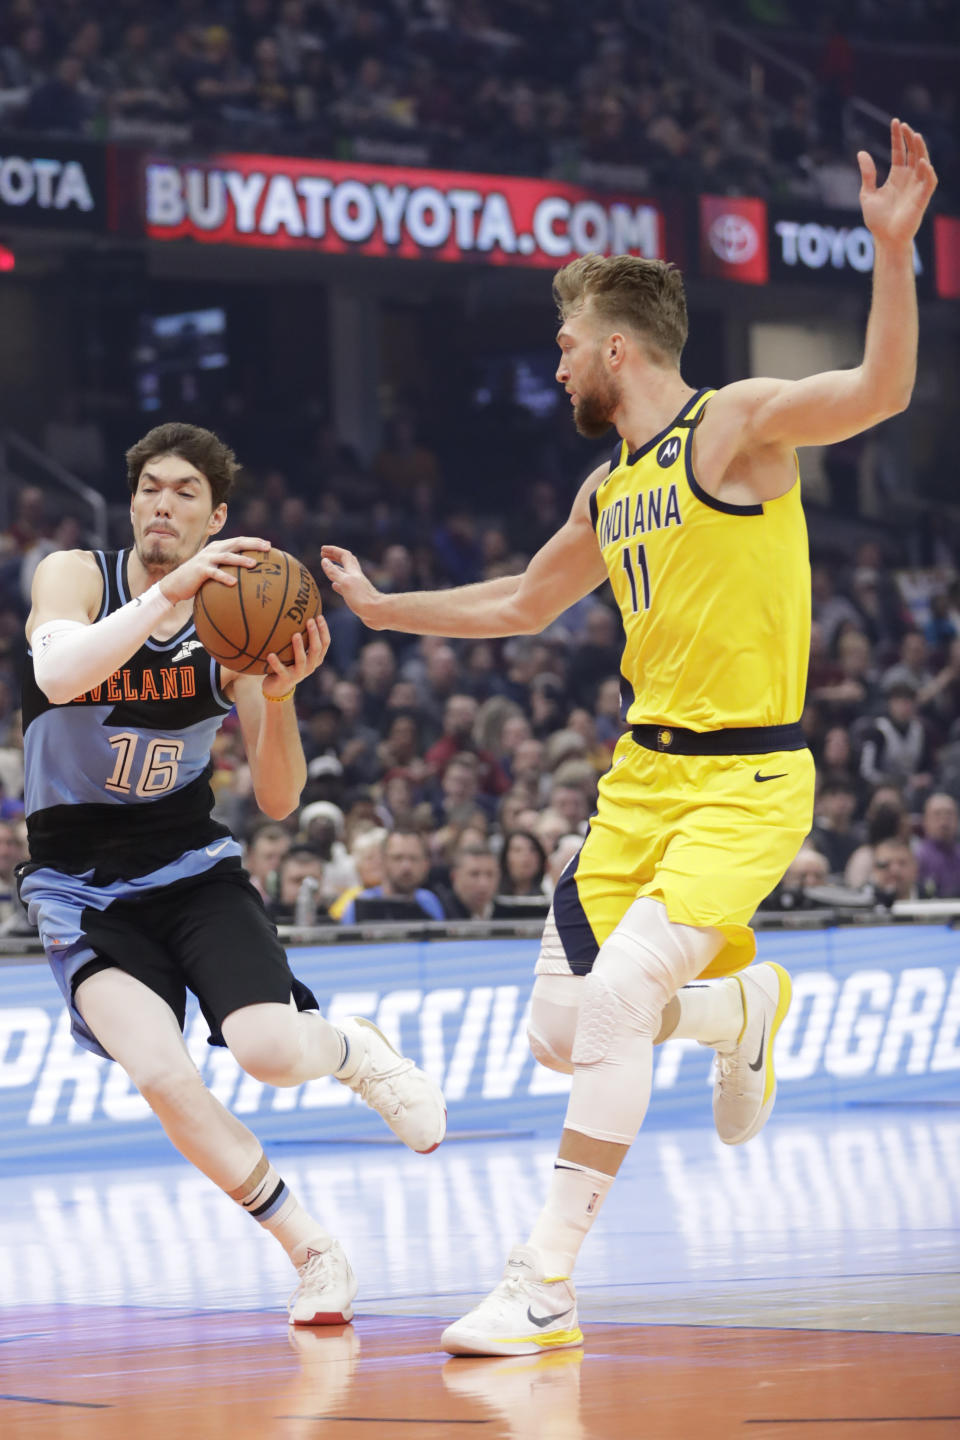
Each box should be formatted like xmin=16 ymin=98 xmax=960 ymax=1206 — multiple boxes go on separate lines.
xmin=857 ymin=118 xmax=937 ymax=248
xmin=320 ymin=545 xmax=383 ymax=626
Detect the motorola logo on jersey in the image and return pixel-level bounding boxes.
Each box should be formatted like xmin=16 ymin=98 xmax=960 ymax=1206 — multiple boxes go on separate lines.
xmin=707 ymin=213 xmax=758 ymax=265
xmin=656 ymin=437 xmax=681 ymax=467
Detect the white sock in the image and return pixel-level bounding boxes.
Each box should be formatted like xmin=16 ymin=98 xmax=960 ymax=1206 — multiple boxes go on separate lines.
xmin=230 ymin=1152 xmax=330 ymax=1265
xmin=669 ymin=977 xmax=744 ymax=1050
xmin=527 ymin=1162 xmax=614 ymax=1277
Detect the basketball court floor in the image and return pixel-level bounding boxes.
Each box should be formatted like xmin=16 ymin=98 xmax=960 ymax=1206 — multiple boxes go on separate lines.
xmin=1 ymin=1107 xmax=957 ymax=1438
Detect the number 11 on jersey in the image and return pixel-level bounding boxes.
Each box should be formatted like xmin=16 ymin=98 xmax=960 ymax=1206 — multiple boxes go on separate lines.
xmin=622 ymin=544 xmax=651 ymax=613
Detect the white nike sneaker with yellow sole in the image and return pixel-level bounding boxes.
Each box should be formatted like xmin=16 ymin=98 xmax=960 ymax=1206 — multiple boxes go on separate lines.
xmin=713 ymin=961 xmax=792 ymax=1145
xmin=441 ymin=1245 xmax=583 ymax=1358
xmin=337 ymin=1016 xmax=446 ymax=1153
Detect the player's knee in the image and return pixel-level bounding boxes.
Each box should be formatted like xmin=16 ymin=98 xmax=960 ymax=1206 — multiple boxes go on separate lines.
xmin=572 ymin=899 xmax=722 ymax=1062
xmin=135 ymin=1058 xmax=206 ymax=1115
xmin=222 ymin=1004 xmax=302 ymax=1086
xmin=527 ymin=974 xmax=581 ymax=1073
xmin=527 ymin=1024 xmax=574 ymax=1074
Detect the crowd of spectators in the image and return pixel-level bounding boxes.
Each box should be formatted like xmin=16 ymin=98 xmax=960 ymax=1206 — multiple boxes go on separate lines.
xmin=0 ymin=1 xmax=956 ymax=206
xmin=5 ymin=440 xmax=960 ymax=938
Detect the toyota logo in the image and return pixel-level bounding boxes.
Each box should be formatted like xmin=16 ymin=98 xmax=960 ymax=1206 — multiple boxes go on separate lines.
xmin=708 ymin=213 xmax=758 ymax=265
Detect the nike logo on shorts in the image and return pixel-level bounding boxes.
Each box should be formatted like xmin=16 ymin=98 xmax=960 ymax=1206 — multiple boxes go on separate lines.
xmin=748 ymin=1018 xmax=767 ymax=1072
xmin=205 ymin=840 xmax=231 ymax=857
xmin=755 ymin=771 xmax=788 ymax=783
xmin=527 ymin=1305 xmax=573 ymax=1329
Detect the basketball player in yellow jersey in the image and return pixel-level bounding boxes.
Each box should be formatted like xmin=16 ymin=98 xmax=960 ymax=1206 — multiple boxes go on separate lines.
xmin=322 ymin=120 xmax=938 ymax=1355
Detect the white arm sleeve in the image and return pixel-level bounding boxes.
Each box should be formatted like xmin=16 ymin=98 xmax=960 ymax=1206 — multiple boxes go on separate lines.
xmin=31 ymin=582 xmax=176 ymax=705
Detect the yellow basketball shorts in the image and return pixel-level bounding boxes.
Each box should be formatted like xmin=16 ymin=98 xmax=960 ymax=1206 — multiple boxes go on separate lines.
xmin=549 ymin=730 xmax=815 ymax=979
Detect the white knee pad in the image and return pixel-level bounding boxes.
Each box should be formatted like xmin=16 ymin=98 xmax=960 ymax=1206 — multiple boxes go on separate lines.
xmin=564 ymin=899 xmax=723 ymax=1145
xmin=571 ymin=898 xmax=722 ymax=1065
xmin=527 ymin=974 xmax=582 ymax=1074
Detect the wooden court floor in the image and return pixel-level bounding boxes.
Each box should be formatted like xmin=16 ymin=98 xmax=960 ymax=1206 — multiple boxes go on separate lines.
xmin=1 ymin=1111 xmax=958 ymax=1438
xmin=2 ymin=1307 xmax=958 ymax=1439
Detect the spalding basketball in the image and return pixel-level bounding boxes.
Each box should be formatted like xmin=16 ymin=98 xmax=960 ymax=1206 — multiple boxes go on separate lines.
xmin=193 ymin=547 xmax=322 ymax=675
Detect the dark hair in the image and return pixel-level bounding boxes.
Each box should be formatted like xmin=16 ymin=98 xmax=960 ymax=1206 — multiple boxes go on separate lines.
xmin=125 ymin=422 xmax=239 ymax=507
xmin=385 ymin=827 xmax=429 ymax=856
xmin=819 ymin=777 xmax=857 ymax=798
xmin=280 ymin=844 xmax=325 ymax=870
xmin=552 ymin=254 xmax=688 ymax=366
xmin=501 ymin=829 xmax=547 ymax=891
xmin=453 ymin=843 xmax=498 ymax=869
xmin=867 ymin=805 xmax=904 ymax=846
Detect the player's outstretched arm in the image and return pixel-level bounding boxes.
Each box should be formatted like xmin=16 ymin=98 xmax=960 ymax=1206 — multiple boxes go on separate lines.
xmin=321 ymin=464 xmax=609 ymax=638
xmin=717 ymin=119 xmax=937 ymax=456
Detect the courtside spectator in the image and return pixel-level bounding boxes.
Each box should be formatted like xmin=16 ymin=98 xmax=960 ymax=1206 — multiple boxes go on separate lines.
xmin=244 ymin=821 xmax=291 ymax=902
xmin=438 ymin=845 xmax=501 ymax=921
xmin=915 ymin=792 xmax=960 ymax=898
xmin=871 ymin=838 xmax=920 ymax=904
xmin=338 ymin=828 xmax=443 ymax=923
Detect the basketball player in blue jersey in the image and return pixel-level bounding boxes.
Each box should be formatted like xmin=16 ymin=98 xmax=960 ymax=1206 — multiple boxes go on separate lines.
xmin=322 ymin=121 xmax=937 ymax=1354
xmin=20 ymin=420 xmax=446 ymax=1327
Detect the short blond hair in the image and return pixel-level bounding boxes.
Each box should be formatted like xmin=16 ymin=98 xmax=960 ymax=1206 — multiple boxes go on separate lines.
xmin=553 ymin=254 xmax=688 ymax=366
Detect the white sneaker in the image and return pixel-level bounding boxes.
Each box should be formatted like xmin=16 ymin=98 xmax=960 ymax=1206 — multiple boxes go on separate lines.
xmin=713 ymin=962 xmax=792 ymax=1146
xmin=288 ymin=1237 xmax=359 ymax=1326
xmin=337 ymin=1016 xmax=446 ymax=1154
xmin=441 ymin=1245 xmax=583 ymax=1357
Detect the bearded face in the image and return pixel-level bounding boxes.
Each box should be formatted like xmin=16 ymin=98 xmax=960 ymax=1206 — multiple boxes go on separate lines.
xmin=572 ymin=346 xmax=622 ymax=438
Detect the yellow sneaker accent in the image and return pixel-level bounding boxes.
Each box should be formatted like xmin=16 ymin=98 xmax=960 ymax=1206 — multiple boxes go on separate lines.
xmin=763 ymin=962 xmax=792 ymax=1108
xmin=499 ymin=1327 xmax=584 ymax=1349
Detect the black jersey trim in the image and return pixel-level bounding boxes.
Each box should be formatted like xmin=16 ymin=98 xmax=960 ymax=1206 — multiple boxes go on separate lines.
xmin=622 ymin=387 xmax=712 ymax=468
xmin=683 ymin=405 xmax=764 ymax=517
xmin=589 ymin=489 xmax=599 ymax=529
xmin=118 ymin=548 xmax=196 ymax=651
xmin=93 ymin=550 xmax=110 ymax=621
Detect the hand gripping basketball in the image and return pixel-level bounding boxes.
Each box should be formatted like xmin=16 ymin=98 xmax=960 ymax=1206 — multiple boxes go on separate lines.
xmin=193 ymin=545 xmax=325 ymax=676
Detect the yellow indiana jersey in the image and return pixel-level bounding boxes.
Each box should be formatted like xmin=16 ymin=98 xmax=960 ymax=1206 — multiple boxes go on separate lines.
xmin=592 ymin=386 xmax=810 ymax=730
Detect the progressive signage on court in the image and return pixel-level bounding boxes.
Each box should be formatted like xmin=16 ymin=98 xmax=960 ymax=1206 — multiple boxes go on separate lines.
xmin=0 ymin=925 xmax=957 ymax=1169
xmin=143 ymin=152 xmax=676 ymax=267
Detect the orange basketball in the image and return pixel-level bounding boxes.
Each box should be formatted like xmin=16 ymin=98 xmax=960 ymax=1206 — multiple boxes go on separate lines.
xmin=193 ymin=547 xmax=322 ymax=675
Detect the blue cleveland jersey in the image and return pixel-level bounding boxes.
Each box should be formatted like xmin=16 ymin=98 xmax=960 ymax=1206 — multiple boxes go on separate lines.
xmin=22 ymin=548 xmax=236 ymax=881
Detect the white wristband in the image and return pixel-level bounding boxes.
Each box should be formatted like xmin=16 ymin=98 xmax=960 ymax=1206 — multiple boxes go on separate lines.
xmin=32 ymin=582 xmax=176 ymax=706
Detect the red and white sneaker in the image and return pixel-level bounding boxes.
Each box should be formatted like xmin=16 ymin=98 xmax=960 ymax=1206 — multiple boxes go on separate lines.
xmin=288 ymin=1237 xmax=358 ymax=1326
xmin=337 ymin=1016 xmax=446 ymax=1154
